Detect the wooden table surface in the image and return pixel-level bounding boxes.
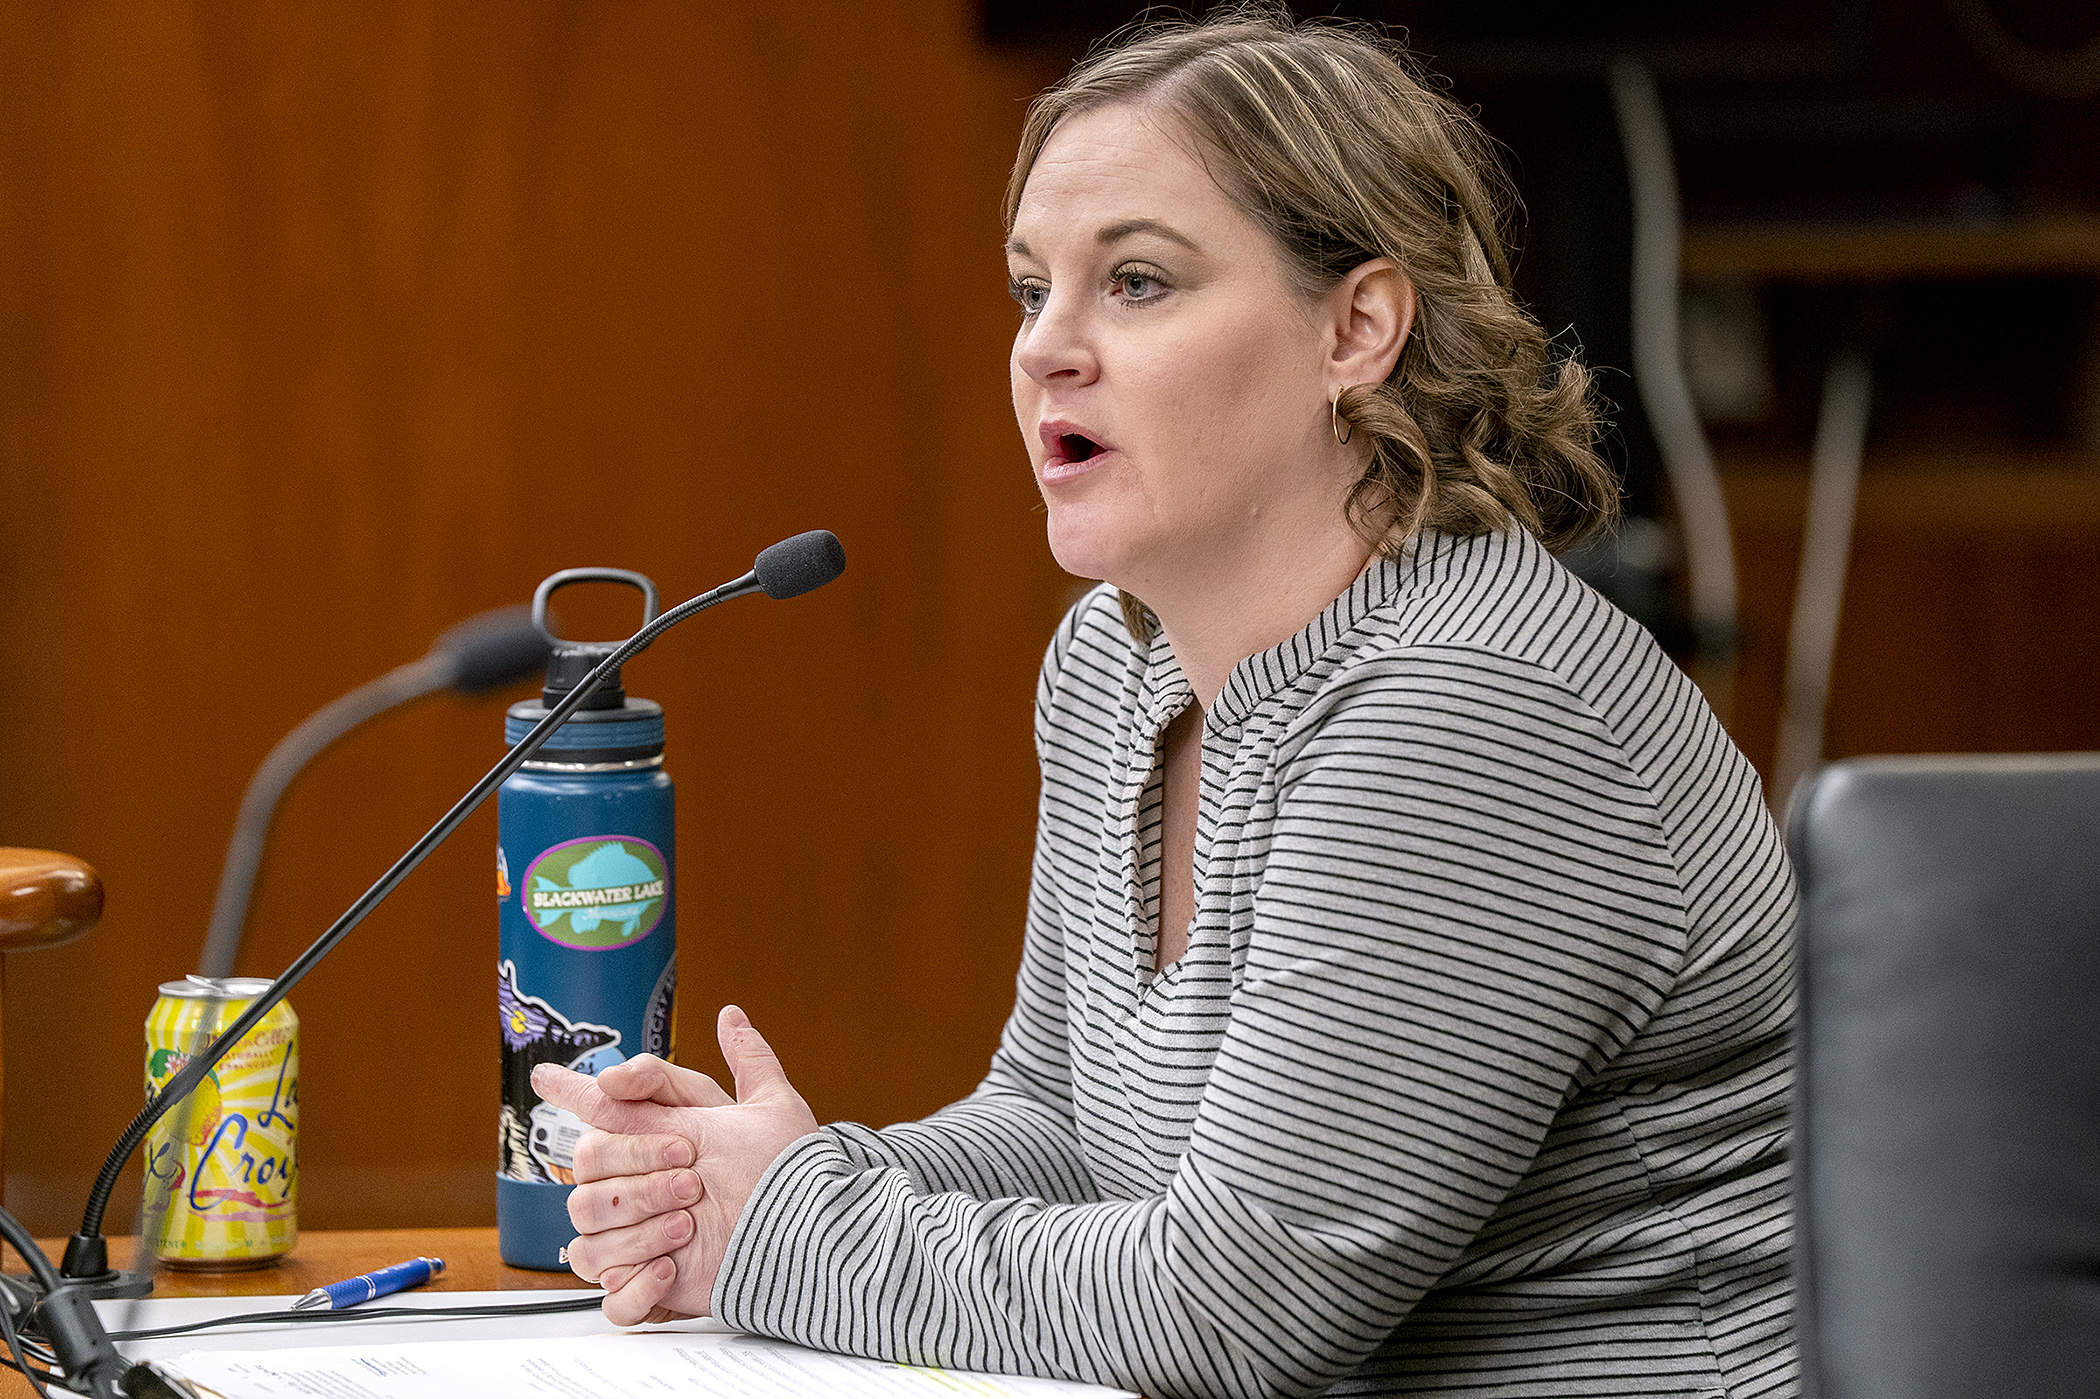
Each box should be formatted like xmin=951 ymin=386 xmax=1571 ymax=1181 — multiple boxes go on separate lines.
xmin=6 ymin=1228 xmax=590 ymax=1394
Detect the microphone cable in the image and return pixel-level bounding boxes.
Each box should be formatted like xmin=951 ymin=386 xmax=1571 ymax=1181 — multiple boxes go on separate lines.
xmin=2 ymin=1209 xmax=65 ymax=1398
xmin=0 ymin=1299 xmax=60 ymax=1399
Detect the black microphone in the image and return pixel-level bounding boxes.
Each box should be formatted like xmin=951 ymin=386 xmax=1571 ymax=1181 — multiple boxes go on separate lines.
xmin=754 ymin=529 xmax=848 ymax=600
xmin=442 ymin=608 xmax=565 ymax=694
xmin=59 ymin=531 xmax=845 ymax=1294
xmin=196 ymin=608 xmax=553 ymax=980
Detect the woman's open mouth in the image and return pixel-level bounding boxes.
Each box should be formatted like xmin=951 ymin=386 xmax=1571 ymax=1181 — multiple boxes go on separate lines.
xmin=1039 ymin=422 xmax=1114 ymax=483
xmin=1061 ymin=433 xmax=1101 ymax=462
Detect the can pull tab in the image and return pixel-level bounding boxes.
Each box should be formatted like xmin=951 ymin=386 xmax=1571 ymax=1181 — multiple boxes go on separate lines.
xmin=531 ymin=568 xmax=662 ymax=710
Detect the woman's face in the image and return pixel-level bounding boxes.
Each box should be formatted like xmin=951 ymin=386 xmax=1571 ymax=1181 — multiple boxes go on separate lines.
xmin=1007 ymin=102 xmax=1362 ymax=603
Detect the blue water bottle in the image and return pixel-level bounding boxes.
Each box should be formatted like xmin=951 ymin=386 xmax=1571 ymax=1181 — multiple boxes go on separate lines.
xmin=497 ymin=569 xmax=677 ymax=1270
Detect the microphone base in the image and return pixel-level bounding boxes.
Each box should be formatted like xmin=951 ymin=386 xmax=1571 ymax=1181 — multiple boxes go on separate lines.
xmin=59 ymin=1235 xmax=154 ymax=1298
xmin=57 ymin=1269 xmax=153 ymax=1300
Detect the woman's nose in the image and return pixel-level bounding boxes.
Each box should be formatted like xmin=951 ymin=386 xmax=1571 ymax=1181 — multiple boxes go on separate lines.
xmin=1013 ymin=290 xmax=1098 ymax=388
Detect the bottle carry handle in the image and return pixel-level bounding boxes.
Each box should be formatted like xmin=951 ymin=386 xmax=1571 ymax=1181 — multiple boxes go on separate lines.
xmin=531 ymin=569 xmax=661 ymax=643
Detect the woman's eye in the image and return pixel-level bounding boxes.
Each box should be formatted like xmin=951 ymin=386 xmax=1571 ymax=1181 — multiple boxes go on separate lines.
xmin=1009 ymin=279 xmax=1049 ymax=315
xmin=1115 ymin=270 xmax=1168 ymax=303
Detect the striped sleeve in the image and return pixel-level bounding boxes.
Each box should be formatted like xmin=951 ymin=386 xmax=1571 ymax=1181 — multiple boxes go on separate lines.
xmin=709 ymin=647 xmax=1688 ymax=1399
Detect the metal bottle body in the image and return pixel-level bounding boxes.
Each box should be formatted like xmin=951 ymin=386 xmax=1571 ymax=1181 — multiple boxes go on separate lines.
xmin=497 ymin=753 xmax=676 ymax=1270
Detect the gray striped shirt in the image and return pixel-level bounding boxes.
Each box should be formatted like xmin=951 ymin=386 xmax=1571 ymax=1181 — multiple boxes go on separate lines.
xmin=715 ymin=527 xmax=1796 ymax=1399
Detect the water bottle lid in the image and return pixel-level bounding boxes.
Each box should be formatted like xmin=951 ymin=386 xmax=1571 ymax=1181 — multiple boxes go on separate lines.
xmin=531 ymin=568 xmax=660 ymax=710
xmin=506 ymin=697 xmax=664 ymax=764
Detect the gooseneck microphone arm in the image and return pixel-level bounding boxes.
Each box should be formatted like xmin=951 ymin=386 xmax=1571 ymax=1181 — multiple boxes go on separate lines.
xmin=63 ymin=530 xmax=844 ymax=1286
xmin=197 ymin=609 xmax=552 ymax=981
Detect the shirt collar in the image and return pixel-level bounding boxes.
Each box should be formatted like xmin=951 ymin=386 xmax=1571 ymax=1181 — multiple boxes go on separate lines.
xmin=1137 ymin=532 xmax=1453 ymax=732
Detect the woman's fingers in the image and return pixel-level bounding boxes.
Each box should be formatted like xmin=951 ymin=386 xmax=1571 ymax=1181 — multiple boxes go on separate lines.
xmin=538 ymin=1014 xmax=809 ymax=1329
xmin=567 ymin=1166 xmax=701 ymax=1231
xmin=600 ymin=1255 xmax=685 ymax=1327
xmin=563 ymin=1207 xmax=695 ymax=1286
xmin=571 ymin=1130 xmax=695 ymax=1184
xmin=593 ymin=1262 xmax=686 ymax=1324
xmin=532 ymin=1063 xmax=681 ymax=1136
xmin=596 ymin=1054 xmax=732 ymax=1108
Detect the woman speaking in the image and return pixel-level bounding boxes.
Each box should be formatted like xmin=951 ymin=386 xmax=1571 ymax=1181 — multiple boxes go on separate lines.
xmin=535 ymin=11 xmax=1795 ymax=1397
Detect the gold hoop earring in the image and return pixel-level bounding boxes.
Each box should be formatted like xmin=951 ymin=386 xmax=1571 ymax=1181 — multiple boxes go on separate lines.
xmin=1332 ymin=387 xmax=1353 ymax=446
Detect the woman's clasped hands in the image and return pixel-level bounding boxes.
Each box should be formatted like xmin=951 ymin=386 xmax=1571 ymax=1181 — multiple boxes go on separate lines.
xmin=530 ymin=1004 xmax=819 ymax=1325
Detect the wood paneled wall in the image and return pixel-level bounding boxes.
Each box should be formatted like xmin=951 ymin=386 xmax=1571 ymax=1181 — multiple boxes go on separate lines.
xmin=0 ymin=1 xmax=1068 ymax=1235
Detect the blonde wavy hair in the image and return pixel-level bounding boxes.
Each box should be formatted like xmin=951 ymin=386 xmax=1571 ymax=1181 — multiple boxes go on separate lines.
xmin=1003 ymin=7 xmax=1616 ymax=639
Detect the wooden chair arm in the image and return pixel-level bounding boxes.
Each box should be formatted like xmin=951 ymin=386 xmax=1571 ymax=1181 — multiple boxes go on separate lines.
xmin=0 ymin=848 xmax=104 ymax=952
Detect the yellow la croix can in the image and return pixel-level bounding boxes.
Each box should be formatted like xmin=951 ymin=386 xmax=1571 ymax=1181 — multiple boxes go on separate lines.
xmin=143 ymin=977 xmax=298 ymax=1269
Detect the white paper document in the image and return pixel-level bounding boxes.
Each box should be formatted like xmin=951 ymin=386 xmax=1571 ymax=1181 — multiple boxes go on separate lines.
xmin=100 ymin=1291 xmax=622 ymax=1360
xmin=153 ymin=1322 xmax=1137 ymax=1399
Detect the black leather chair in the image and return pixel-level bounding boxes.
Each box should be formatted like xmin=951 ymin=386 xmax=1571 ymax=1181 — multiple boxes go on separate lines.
xmin=1789 ymin=754 xmax=2100 ymax=1399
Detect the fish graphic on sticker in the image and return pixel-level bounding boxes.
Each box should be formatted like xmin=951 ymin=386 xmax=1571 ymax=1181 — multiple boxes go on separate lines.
xmin=524 ymin=838 xmax=668 ymax=949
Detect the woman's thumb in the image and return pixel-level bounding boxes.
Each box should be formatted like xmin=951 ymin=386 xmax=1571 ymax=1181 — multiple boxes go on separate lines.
xmin=717 ymin=1004 xmax=788 ymax=1102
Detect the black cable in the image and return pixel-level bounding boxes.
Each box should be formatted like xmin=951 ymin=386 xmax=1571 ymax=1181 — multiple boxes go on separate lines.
xmin=104 ymin=1294 xmax=604 ymax=1343
xmin=0 ymin=1298 xmax=56 ymax=1399
xmin=0 ymin=1348 xmax=54 ymax=1395
xmin=0 ymin=1205 xmax=66 ymax=1395
xmin=0 ymin=1274 xmax=46 ymax=1319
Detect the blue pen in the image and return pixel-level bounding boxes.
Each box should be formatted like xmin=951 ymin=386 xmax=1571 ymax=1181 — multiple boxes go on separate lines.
xmin=292 ymin=1256 xmax=445 ymax=1310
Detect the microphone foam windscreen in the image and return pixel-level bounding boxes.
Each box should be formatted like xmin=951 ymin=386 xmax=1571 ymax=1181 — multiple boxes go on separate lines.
xmin=754 ymin=530 xmax=847 ymax=600
xmin=441 ymin=608 xmax=556 ymax=694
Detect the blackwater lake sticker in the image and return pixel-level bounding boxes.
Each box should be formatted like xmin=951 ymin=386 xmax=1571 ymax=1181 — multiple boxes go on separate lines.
xmin=521 ymin=836 xmax=668 ymax=949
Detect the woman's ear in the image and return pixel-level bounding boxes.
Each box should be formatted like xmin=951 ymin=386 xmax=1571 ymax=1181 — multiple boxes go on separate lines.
xmin=1328 ymin=258 xmax=1415 ymax=389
